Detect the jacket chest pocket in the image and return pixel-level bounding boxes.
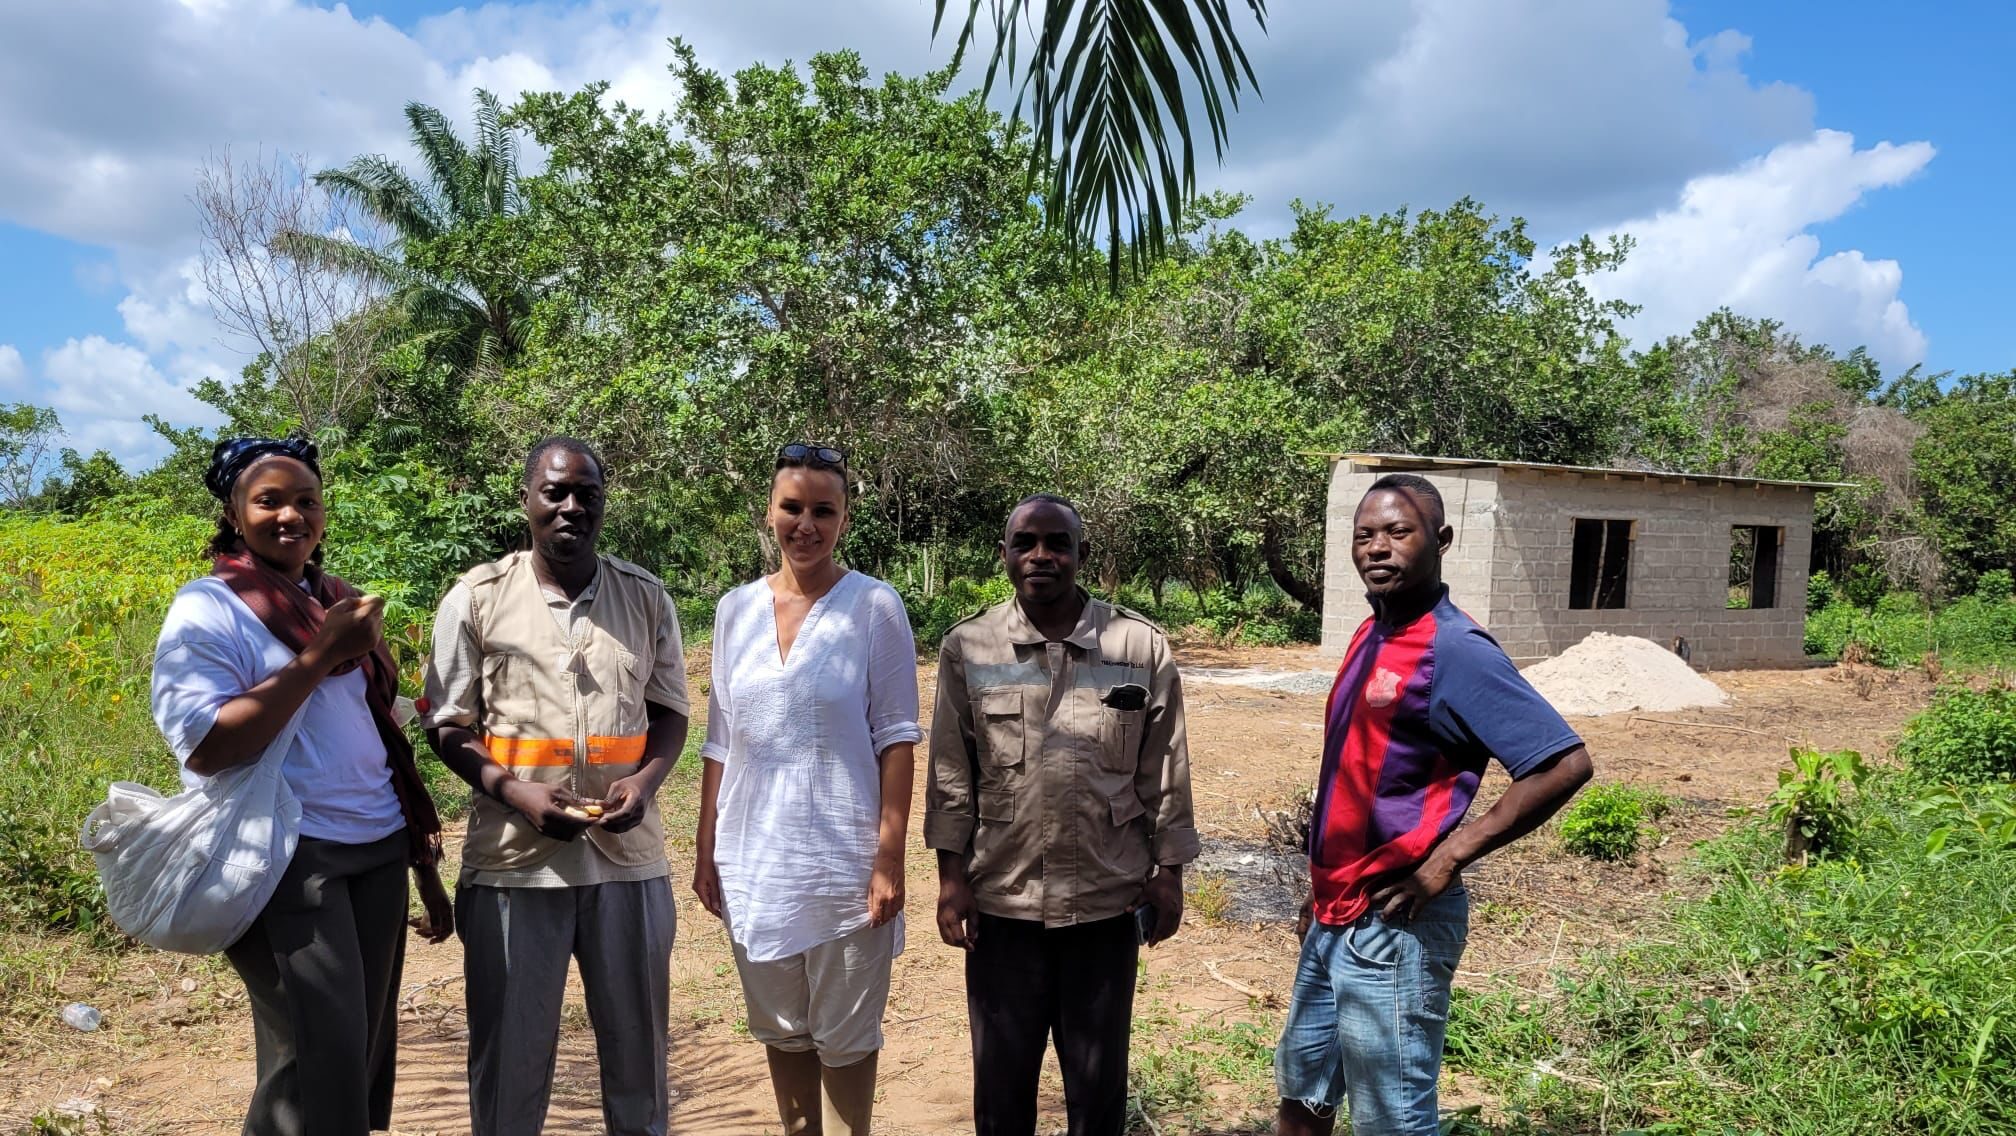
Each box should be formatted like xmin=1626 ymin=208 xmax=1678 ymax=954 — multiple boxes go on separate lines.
xmin=1097 ymin=706 xmax=1144 ymax=774
xmin=975 ymin=688 xmax=1030 ymax=768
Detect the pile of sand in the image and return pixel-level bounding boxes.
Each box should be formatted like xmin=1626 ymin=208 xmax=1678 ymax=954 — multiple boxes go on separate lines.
xmin=1184 ymin=667 xmax=1336 ymax=695
xmin=1523 ymin=632 xmax=1729 ymax=718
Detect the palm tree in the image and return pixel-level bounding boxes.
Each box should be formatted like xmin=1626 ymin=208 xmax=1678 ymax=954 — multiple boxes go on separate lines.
xmin=934 ymin=0 xmax=1268 ymax=281
xmin=274 ymin=89 xmax=534 ymax=378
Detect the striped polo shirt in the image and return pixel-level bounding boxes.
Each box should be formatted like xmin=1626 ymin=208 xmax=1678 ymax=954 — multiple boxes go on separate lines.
xmin=1310 ymin=587 xmax=1582 ymax=926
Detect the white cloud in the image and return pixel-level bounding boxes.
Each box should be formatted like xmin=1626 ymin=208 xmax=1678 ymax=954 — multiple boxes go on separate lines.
xmin=37 ymin=336 xmax=221 ymax=466
xmin=42 ymin=336 xmax=209 ymax=419
xmin=0 ymin=0 xmax=957 ymax=470
xmin=1586 ymin=129 xmax=1933 ymax=371
xmin=0 ymin=344 xmax=25 ymax=394
xmin=0 ymin=0 xmax=1942 ymax=465
xmin=1204 ymin=0 xmax=1814 ymax=233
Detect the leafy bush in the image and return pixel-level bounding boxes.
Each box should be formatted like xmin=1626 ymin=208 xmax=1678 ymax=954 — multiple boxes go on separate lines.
xmin=1449 ymin=770 xmax=2016 ymax=1135
xmin=1133 ymin=580 xmax=1321 ymax=645
xmin=1929 ymin=593 xmax=2016 ymax=666
xmin=1767 ymin=747 xmax=1868 ymax=863
xmin=1979 ymin=569 xmax=2015 ymax=601
xmin=319 ymin=452 xmax=496 ymax=672
xmin=1911 ymin=781 xmax=2016 ymax=861
xmin=1803 ymin=596 xmax=1928 ymax=666
xmin=0 ymin=509 xmax=208 ymax=695
xmin=1805 ymin=583 xmax=2016 ymax=670
xmin=1898 ymin=685 xmax=2016 ymax=785
xmin=899 ymin=574 xmax=1015 ymax=647
xmin=898 ymin=574 xmax=1321 ymax=649
xmin=1558 ymin=783 xmax=1669 ymax=861
xmin=1841 ymin=562 xmax=1890 ymax=609
xmin=1805 ymin=569 xmax=1836 ymax=614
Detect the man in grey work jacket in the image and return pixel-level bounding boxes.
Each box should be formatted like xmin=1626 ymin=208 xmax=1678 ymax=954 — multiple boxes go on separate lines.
xmin=926 ymin=493 xmax=1200 ymax=1136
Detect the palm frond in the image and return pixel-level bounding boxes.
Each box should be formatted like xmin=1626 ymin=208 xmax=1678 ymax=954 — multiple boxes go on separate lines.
xmin=314 ymin=156 xmax=444 ymax=241
xmin=472 ymin=88 xmax=523 ymax=217
xmin=406 ymin=100 xmax=476 ymax=222
xmin=270 ymin=229 xmax=416 ymax=292
xmin=935 ymin=0 xmax=1267 ymax=281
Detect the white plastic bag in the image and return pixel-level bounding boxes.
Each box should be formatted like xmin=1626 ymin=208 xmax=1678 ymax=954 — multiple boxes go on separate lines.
xmin=79 ymin=708 xmax=306 ymax=954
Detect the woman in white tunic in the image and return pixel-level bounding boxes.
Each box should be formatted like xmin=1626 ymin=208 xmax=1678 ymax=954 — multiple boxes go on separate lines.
xmin=693 ymin=443 xmax=921 ymax=1136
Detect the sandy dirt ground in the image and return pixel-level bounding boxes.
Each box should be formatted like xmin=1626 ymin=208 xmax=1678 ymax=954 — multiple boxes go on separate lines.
xmin=0 ymin=646 xmax=1935 ymax=1135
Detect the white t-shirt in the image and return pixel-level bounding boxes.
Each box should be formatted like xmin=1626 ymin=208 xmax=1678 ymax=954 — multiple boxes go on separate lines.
xmin=702 ymin=571 xmax=922 ymax=963
xmin=152 ymin=576 xmax=405 ymax=845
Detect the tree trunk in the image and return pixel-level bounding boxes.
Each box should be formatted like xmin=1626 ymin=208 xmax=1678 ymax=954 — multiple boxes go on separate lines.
xmin=1263 ymin=522 xmax=1323 ymax=614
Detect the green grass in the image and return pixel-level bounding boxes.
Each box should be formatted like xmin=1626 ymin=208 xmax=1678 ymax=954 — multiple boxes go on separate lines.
xmin=1449 ymin=771 xmax=2016 ymax=1135
xmin=1127 ymin=1003 xmax=1281 ymax=1134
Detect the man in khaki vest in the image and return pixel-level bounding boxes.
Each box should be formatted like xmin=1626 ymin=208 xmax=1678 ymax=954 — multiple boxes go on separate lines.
xmin=422 ymin=437 xmax=691 ymax=1136
xmin=927 ymin=493 xmax=1199 ymax=1136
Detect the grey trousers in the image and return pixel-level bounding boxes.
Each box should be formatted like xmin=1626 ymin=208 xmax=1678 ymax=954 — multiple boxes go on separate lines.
xmin=223 ymin=830 xmax=410 ymax=1136
xmin=456 ymin=878 xmax=677 ymax=1136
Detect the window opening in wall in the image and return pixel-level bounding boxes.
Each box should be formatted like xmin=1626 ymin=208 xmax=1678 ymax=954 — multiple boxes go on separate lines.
xmin=1729 ymin=525 xmax=1783 ymax=609
xmin=1569 ymin=518 xmax=1634 ymax=609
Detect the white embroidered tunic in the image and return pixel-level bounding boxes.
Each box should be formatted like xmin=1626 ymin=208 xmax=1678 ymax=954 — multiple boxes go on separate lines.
xmin=701 ymin=571 xmax=922 ymax=962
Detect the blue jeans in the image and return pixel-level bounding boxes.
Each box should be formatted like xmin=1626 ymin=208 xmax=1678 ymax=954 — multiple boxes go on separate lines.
xmin=1274 ymin=888 xmax=1469 ymax=1135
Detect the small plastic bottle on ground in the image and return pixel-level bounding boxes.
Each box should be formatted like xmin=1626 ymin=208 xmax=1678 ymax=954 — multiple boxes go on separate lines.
xmin=60 ymin=1002 xmax=101 ymax=1031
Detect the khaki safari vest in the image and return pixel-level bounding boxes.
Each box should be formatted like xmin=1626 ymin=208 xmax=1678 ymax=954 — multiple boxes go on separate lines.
xmin=459 ymin=551 xmax=667 ymax=872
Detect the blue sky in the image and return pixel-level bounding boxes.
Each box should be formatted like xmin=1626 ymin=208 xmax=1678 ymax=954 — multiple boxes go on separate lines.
xmin=1675 ymin=0 xmax=2015 ymax=381
xmin=0 ymin=0 xmax=2007 ymax=467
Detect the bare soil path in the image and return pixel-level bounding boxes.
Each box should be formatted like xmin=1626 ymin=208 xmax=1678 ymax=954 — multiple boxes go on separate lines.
xmin=1 ymin=648 xmax=1932 ymax=1134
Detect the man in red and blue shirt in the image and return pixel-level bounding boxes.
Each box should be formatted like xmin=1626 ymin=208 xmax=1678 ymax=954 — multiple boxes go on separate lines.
xmin=1276 ymin=474 xmax=1594 ymax=1136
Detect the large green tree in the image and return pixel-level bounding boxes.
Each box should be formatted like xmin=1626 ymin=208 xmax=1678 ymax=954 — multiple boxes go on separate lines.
xmin=502 ymin=46 xmax=1083 ymax=581
xmin=1628 ymin=311 xmax=1933 ymax=587
xmin=1912 ymin=371 xmax=2016 ymax=589
xmin=1021 ymin=195 xmax=1646 ymax=609
xmin=0 ymin=404 xmax=62 ymax=508
xmin=281 ymin=90 xmax=536 ymax=383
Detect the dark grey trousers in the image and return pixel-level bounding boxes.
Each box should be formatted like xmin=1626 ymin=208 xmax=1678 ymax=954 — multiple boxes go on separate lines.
xmin=456 ymin=878 xmax=677 ymax=1136
xmin=224 ymin=830 xmax=410 ymax=1136
xmin=968 ymin=912 xmax=1140 ymax=1136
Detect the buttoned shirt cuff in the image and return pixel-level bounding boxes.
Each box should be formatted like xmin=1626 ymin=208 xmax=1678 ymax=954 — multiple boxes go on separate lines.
xmin=1153 ymin=826 xmax=1202 ymax=866
xmin=923 ymin=810 xmax=975 ymax=853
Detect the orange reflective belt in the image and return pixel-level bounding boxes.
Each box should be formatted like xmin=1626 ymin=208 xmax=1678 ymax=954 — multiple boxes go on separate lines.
xmin=485 ymin=735 xmax=647 ymax=768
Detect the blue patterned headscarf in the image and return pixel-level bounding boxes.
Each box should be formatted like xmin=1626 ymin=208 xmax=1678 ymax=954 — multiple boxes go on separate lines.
xmin=204 ymin=436 xmax=321 ymax=501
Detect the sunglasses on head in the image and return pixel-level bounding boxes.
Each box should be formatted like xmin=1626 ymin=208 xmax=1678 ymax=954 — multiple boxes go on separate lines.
xmin=777 ymin=442 xmax=846 ymax=468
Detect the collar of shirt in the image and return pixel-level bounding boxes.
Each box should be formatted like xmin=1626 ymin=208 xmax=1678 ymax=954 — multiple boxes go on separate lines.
xmin=1002 ymin=590 xmax=1102 ymax=649
xmin=1366 ymin=582 xmax=1449 ymax=632
xmin=535 ymin=561 xmax=603 ymax=611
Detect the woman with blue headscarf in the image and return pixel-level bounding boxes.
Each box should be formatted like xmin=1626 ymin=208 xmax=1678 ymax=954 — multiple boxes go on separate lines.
xmin=151 ymin=436 xmax=451 ymax=1136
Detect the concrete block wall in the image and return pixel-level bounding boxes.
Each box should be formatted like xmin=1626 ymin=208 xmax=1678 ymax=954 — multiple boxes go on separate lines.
xmin=1320 ymin=461 xmax=1817 ymax=669
xmin=1485 ymin=470 xmax=1812 ymax=669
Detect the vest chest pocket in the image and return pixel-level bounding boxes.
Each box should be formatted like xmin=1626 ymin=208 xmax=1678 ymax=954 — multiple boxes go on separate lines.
xmin=480 ymin=649 xmax=541 ymax=726
xmin=614 ymin=645 xmax=652 ymax=715
xmin=975 ymin=688 xmax=1029 ymax=768
xmin=1097 ymin=706 xmax=1144 ymax=774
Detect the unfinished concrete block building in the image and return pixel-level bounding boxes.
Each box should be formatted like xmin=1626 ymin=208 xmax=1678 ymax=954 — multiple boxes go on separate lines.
xmin=1322 ymin=454 xmax=1840 ymax=669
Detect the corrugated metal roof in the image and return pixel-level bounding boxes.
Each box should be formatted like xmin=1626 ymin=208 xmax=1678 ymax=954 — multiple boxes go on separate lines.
xmin=1332 ymin=452 xmax=1852 ymax=491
